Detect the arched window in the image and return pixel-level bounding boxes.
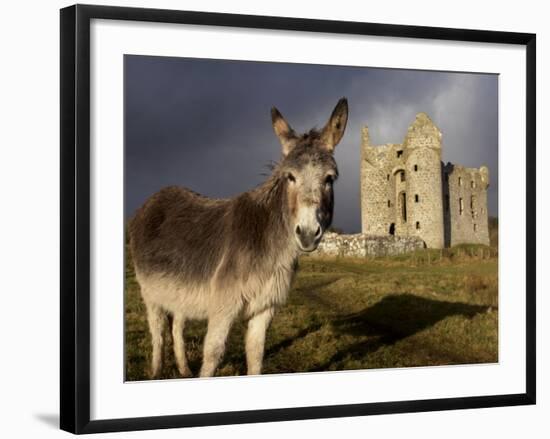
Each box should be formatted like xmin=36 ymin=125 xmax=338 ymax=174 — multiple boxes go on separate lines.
xmin=394 ymin=169 xmax=406 ymax=183
xmin=389 ymin=223 xmax=395 ymax=235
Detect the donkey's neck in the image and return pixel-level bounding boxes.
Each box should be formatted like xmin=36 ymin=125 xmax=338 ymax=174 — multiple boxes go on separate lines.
xmin=250 ymin=173 xmax=291 ymax=233
xmin=250 ymin=173 xmax=285 ymax=207
xmin=235 ymin=172 xmax=298 ymax=263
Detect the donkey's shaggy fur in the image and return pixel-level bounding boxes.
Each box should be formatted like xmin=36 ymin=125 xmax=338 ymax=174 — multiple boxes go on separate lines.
xmin=129 ymin=98 xmax=348 ymax=378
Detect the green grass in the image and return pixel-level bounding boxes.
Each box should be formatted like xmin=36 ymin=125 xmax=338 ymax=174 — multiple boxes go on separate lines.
xmin=125 ymin=249 xmax=498 ymax=380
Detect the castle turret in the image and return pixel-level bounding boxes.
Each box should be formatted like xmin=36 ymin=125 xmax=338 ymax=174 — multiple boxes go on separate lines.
xmin=403 ymin=113 xmax=444 ymax=248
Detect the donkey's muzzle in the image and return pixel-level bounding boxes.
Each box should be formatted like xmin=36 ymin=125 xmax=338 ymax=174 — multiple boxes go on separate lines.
xmin=295 ymin=224 xmax=323 ymax=252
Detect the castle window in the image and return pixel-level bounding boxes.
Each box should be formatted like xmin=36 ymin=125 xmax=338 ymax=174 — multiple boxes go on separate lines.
xmin=416 ymin=221 xmax=420 ymax=230
xmin=473 ymin=223 xmax=478 ymax=232
xmin=387 ymin=174 xmax=390 ymax=181
xmin=458 ymin=177 xmax=463 ymax=186
xmin=445 ymin=195 xmax=450 ymax=212
xmin=481 ymin=207 xmax=485 ymax=214
xmin=389 ymin=223 xmax=395 ymax=236
xmin=459 ymin=198 xmax=464 ymax=215
xmin=415 ymin=194 xmax=419 ymax=202
xmin=471 ymin=180 xmax=476 ymax=189
xmin=400 ymin=192 xmax=407 ymax=222
xmin=387 ymin=200 xmax=391 ymax=208
xmin=399 ymin=171 xmax=406 ymax=182
xmin=414 ymin=164 xmax=418 ymax=171
xmin=397 ymin=150 xmax=403 ymax=158
xmin=470 ymin=195 xmax=476 ymax=210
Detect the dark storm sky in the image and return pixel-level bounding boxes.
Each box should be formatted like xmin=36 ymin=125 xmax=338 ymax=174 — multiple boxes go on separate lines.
xmin=125 ymin=55 xmax=498 ymax=233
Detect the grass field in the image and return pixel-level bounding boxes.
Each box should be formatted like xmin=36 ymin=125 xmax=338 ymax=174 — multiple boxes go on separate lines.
xmin=125 ymin=247 xmax=498 ymax=380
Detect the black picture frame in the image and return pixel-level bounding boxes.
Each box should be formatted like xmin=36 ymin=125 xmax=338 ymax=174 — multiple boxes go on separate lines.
xmin=60 ymin=4 xmax=536 ymax=434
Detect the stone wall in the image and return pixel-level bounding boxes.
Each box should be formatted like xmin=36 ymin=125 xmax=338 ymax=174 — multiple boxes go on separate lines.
xmin=360 ymin=136 xmax=398 ymax=236
xmin=312 ymin=232 xmax=425 ymax=258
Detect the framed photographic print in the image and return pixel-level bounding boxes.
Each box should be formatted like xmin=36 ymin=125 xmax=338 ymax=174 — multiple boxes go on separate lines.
xmin=60 ymin=4 xmax=536 ymax=434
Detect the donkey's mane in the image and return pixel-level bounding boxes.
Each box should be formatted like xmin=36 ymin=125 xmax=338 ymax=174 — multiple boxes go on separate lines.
xmin=298 ymin=128 xmax=321 ymax=141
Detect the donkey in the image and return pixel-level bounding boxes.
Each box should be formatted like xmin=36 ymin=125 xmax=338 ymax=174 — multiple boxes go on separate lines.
xmin=129 ymin=98 xmax=348 ymax=378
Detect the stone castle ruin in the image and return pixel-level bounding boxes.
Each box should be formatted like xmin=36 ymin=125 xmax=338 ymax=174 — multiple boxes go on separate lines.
xmin=360 ymin=112 xmax=490 ymax=249
xmin=314 ymin=112 xmax=490 ymax=257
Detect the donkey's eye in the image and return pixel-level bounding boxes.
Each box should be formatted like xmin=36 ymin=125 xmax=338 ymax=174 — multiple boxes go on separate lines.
xmin=287 ymin=173 xmax=296 ymax=183
xmin=324 ymin=175 xmax=335 ymax=186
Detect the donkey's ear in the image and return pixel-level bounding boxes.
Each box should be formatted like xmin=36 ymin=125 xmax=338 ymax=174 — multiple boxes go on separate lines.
xmin=320 ymin=98 xmax=348 ymax=152
xmin=271 ymin=107 xmax=297 ymax=156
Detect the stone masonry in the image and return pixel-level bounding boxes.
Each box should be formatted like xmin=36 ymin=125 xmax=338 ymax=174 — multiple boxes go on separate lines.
xmin=360 ymin=113 xmax=490 ymax=248
xmin=313 ymin=232 xmax=425 ymax=258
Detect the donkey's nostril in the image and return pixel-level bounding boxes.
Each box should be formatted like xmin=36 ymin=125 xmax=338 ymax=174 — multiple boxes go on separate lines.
xmin=296 ymin=225 xmax=301 ymax=235
xmin=315 ymin=226 xmax=322 ymax=237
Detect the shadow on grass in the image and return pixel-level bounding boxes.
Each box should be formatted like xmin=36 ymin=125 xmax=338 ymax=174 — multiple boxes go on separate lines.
xmin=311 ymin=293 xmax=490 ymax=371
xmin=266 ymin=322 xmax=324 ymax=358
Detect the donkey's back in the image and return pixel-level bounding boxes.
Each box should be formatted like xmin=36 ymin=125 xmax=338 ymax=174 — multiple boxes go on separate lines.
xmin=130 ymin=185 xmax=229 ymax=286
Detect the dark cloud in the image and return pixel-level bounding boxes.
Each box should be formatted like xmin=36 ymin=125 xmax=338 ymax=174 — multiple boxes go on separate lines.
xmin=125 ymin=55 xmax=498 ymax=233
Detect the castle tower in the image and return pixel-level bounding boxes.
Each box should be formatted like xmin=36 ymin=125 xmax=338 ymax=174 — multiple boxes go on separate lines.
xmin=443 ymin=163 xmax=490 ymax=246
xmin=403 ymin=113 xmax=444 ymax=248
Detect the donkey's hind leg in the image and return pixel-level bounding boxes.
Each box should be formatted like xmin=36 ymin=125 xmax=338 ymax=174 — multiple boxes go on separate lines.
xmin=172 ymin=314 xmax=192 ymax=377
xmin=145 ymin=302 xmax=167 ymax=379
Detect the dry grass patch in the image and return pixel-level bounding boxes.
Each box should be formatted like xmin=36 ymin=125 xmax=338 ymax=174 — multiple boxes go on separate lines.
xmin=125 ymin=249 xmax=498 ymax=380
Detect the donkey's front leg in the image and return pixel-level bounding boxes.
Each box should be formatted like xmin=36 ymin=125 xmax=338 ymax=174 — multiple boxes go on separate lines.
xmin=200 ymin=315 xmax=234 ymax=377
xmin=246 ymin=307 xmax=274 ymax=375
xmin=172 ymin=314 xmax=192 ymax=377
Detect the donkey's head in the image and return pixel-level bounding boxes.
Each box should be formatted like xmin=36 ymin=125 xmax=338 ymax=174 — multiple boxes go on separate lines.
xmin=271 ymin=98 xmax=348 ymax=252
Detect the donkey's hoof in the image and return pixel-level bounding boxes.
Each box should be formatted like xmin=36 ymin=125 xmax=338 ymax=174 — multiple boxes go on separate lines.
xmin=178 ymin=367 xmax=193 ymax=378
xmin=150 ymin=368 xmax=162 ymax=380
